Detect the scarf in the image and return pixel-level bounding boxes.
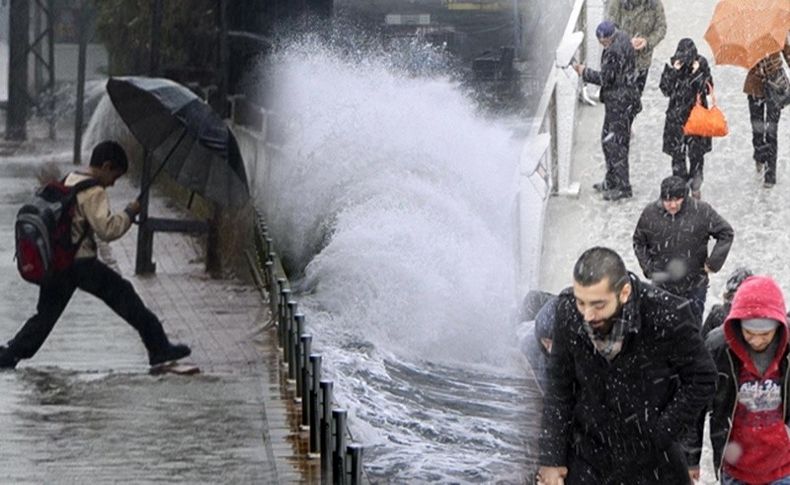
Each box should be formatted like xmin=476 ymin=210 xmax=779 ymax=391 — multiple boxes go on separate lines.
xmin=583 ymin=318 xmax=627 ymax=361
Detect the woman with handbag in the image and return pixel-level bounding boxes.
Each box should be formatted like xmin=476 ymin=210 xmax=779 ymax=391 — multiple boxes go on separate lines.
xmin=660 ymin=38 xmax=713 ymax=199
xmin=744 ymin=32 xmax=790 ymax=188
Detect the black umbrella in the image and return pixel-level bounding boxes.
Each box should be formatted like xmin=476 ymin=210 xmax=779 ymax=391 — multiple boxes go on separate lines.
xmin=106 ymin=76 xmax=249 ymax=207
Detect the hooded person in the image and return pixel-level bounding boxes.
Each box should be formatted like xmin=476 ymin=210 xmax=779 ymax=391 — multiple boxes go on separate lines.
xmin=659 ymin=38 xmax=713 ymax=199
xmin=691 ymin=276 xmax=790 ymax=483
xmin=633 ymin=175 xmax=734 ymax=325
xmin=520 ymin=295 xmax=558 ymax=393
xmin=701 ymin=267 xmax=753 ymax=339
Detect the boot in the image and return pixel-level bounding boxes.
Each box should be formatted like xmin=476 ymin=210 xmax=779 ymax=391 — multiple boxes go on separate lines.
xmin=592 ymin=181 xmax=608 ymax=192
xmin=149 ymin=342 xmax=191 ymax=366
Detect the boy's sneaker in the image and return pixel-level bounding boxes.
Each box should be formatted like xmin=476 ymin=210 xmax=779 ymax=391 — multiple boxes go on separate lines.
xmin=149 ymin=342 xmax=191 ymax=366
xmin=0 ymin=345 xmax=19 ymax=369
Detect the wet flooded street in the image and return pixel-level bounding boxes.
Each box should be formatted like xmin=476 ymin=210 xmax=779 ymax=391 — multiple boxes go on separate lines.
xmin=0 ymin=369 xmax=272 ymax=482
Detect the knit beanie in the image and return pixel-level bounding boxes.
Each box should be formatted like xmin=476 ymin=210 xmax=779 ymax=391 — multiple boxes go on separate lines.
xmin=596 ymin=20 xmax=616 ymax=39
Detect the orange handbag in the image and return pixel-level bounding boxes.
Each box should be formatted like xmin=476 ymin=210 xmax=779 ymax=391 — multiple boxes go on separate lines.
xmin=683 ymin=83 xmax=728 ymax=137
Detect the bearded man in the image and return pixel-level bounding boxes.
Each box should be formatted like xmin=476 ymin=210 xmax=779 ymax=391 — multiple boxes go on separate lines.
xmin=536 ymin=247 xmax=716 ymax=485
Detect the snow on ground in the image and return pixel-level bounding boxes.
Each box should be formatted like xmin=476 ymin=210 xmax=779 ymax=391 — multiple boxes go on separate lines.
xmin=539 ymin=0 xmax=790 ymax=482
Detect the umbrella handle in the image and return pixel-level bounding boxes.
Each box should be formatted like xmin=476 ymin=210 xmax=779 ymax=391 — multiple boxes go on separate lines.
xmin=138 ymin=128 xmax=188 ymax=199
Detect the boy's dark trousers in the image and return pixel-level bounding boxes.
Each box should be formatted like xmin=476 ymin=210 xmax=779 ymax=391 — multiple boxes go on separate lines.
xmin=6 ymin=257 xmax=170 ymax=361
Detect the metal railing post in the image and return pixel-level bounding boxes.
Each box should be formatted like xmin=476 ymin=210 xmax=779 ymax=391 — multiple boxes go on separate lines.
xmin=332 ymin=410 xmax=348 ymax=485
xmin=279 ymin=288 xmax=291 ymax=350
xmin=309 ymin=354 xmax=322 ymax=454
xmin=301 ymin=335 xmax=313 ymax=425
xmin=286 ymin=300 xmax=298 ymax=378
xmin=320 ymin=380 xmax=334 ymax=479
xmin=294 ymin=314 xmax=306 ymax=398
xmin=347 ymin=445 xmax=363 ymax=485
xmin=274 ymin=278 xmax=285 ymax=339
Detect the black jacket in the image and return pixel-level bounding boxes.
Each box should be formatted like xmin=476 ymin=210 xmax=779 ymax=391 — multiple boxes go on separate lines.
xmin=583 ymin=30 xmax=641 ymax=114
xmin=691 ymin=326 xmax=790 ymax=474
xmin=702 ymin=302 xmax=729 ymax=339
xmin=539 ymin=274 xmax=716 ymax=482
xmin=659 ymin=54 xmax=713 ymax=157
xmin=633 ymin=198 xmax=733 ymax=296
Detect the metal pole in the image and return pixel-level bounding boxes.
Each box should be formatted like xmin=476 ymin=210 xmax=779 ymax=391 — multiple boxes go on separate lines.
xmin=7 ymin=0 xmax=30 ymax=141
xmin=135 ymin=149 xmax=156 ymax=274
xmin=274 ymin=280 xmax=285 ymax=345
xmin=332 ymin=410 xmax=348 ymax=485
xmin=149 ymin=0 xmax=163 ymax=76
xmin=309 ymin=354 xmax=322 ymax=454
xmin=347 ymin=445 xmax=363 ymax=485
xmin=72 ymin=3 xmax=88 ymax=164
xmin=33 ymin=0 xmax=42 ymax=95
xmin=263 ymin=260 xmax=273 ymax=293
xmin=265 ymin=237 xmax=273 ymax=259
xmin=279 ymin=288 xmax=291 ymax=350
xmin=301 ymin=335 xmax=313 ymax=427
xmin=294 ymin=313 xmax=305 ymax=398
xmin=320 ymin=380 xmax=334 ymax=479
xmin=46 ymin=0 xmax=55 ymax=140
xmin=217 ymin=0 xmax=229 ymax=118
xmin=512 ymin=0 xmax=520 ymax=59
xmin=286 ymin=299 xmax=298 ymax=378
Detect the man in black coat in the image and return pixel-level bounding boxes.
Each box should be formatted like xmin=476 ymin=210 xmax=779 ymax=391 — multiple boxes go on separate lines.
xmin=633 ymin=175 xmax=734 ymax=326
xmin=536 ymin=247 xmax=716 ymax=485
xmin=574 ymin=21 xmax=641 ymax=202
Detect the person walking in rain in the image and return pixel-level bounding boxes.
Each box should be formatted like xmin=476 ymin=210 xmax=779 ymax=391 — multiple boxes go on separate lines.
xmin=745 ymin=33 xmax=790 ymax=188
xmin=606 ymin=0 xmax=667 ymax=96
xmin=574 ymin=21 xmax=641 ymax=201
xmin=659 ymin=38 xmax=714 ymax=199
xmin=0 ymin=141 xmax=191 ymax=369
xmin=536 ymin=247 xmax=716 ymax=485
xmin=689 ymin=275 xmax=790 ymax=484
xmin=633 ymin=175 xmax=734 ymax=326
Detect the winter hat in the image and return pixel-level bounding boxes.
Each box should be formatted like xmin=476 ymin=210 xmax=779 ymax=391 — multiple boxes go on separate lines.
xmin=724 ymin=267 xmax=754 ymax=301
xmin=727 ymin=275 xmax=788 ymax=326
xmin=672 ymin=38 xmax=698 ymax=66
xmin=596 ymin=20 xmax=616 ymax=39
xmin=660 ymin=175 xmax=688 ymax=200
xmin=741 ymin=318 xmax=781 ymax=332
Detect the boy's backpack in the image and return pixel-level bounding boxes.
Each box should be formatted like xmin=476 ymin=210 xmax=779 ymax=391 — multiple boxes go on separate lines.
xmin=15 ymin=177 xmax=99 ymax=285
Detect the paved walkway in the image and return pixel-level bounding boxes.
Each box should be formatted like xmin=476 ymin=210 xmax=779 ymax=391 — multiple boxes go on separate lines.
xmin=539 ymin=0 xmax=790 ymax=482
xmin=0 ymin=139 xmax=309 ymax=482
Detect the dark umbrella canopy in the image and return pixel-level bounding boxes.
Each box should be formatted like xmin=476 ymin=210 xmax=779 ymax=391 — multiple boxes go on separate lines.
xmin=106 ymin=76 xmax=249 ymax=207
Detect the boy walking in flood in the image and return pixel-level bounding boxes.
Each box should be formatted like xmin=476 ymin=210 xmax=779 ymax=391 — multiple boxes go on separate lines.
xmin=0 ymin=141 xmax=190 ymax=369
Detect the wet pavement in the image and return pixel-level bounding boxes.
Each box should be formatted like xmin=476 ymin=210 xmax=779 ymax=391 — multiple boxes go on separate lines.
xmin=0 ymin=142 xmax=301 ymax=482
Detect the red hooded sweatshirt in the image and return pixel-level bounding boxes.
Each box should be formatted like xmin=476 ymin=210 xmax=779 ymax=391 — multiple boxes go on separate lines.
xmin=723 ymin=275 xmax=790 ymax=484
